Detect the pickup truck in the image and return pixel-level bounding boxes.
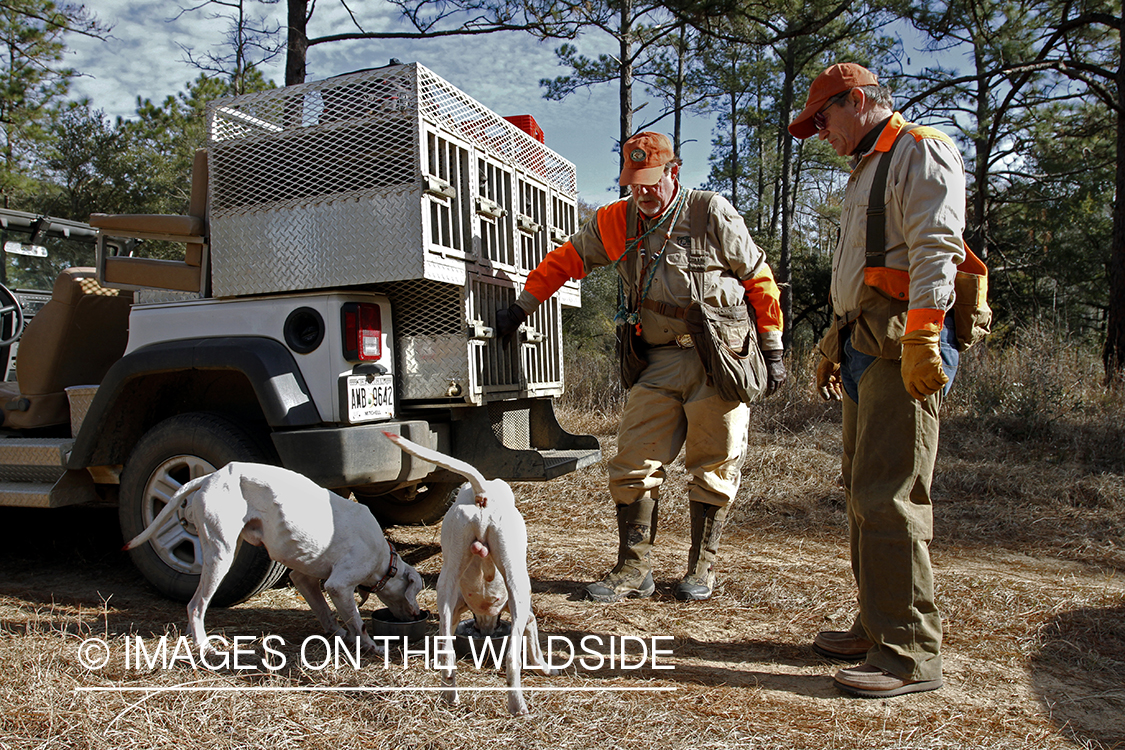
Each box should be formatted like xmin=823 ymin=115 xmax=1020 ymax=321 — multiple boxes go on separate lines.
xmin=0 ymin=62 xmax=599 ymax=607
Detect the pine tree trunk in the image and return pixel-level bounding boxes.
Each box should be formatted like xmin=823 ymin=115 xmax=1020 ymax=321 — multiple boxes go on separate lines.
xmin=777 ymin=48 xmax=797 ymax=350
xmin=1102 ymin=16 xmax=1125 ymax=385
xmin=618 ymin=0 xmax=633 ymax=199
xmin=285 ymin=0 xmax=308 ymax=86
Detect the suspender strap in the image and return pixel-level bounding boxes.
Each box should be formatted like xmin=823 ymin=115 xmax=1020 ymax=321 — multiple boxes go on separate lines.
xmin=688 ymin=190 xmax=714 ymax=300
xmin=865 ymin=124 xmax=916 ymax=268
xmin=621 ymin=189 xmax=713 ymax=320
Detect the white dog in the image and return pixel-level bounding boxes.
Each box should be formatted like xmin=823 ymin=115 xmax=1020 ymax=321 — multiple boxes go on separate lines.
xmin=124 ymin=462 xmax=424 ymax=655
xmin=384 ymin=432 xmax=555 ymax=716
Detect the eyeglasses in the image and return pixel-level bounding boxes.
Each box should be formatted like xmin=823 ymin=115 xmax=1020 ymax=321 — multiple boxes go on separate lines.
xmin=814 ymin=90 xmax=851 ymax=131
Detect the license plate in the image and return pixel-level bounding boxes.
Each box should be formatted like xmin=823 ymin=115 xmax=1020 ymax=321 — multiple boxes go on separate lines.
xmin=345 ymin=374 xmax=394 ymax=423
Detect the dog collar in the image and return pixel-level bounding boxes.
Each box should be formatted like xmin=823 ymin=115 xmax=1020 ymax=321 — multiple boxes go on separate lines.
xmin=361 ymin=539 xmax=399 ymax=595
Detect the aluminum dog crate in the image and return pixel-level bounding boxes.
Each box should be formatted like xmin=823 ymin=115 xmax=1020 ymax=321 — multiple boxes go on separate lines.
xmin=205 ymin=63 xmax=579 ymax=404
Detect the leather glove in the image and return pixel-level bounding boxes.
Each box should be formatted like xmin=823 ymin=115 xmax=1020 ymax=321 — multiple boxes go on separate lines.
xmin=762 ymin=349 xmax=786 ymax=397
xmin=900 ymin=328 xmax=948 ymax=400
xmin=495 ymin=304 xmax=527 ymax=338
xmin=816 ymin=356 xmax=843 ymax=401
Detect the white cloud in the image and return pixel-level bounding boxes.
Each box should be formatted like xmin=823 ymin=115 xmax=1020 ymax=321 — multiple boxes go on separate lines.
xmin=63 ymin=0 xmax=717 ymax=203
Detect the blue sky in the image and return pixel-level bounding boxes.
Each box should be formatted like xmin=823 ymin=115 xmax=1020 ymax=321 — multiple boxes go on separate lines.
xmin=65 ymin=0 xmax=718 ymax=205
xmin=64 ymin=2 xmax=967 ymax=207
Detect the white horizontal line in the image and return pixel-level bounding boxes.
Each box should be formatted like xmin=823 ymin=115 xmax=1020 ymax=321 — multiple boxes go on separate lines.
xmin=76 ymin=685 xmax=676 ymax=694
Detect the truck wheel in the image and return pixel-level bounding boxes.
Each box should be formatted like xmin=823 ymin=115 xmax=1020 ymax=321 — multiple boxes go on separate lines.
xmin=119 ymin=413 xmax=289 ymax=607
xmin=363 ymin=481 xmax=462 ymax=526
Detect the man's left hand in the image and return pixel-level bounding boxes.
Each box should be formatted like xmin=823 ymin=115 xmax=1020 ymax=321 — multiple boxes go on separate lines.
xmin=900 ymin=329 xmax=948 ymax=400
xmin=763 ymin=349 xmax=786 ymax=396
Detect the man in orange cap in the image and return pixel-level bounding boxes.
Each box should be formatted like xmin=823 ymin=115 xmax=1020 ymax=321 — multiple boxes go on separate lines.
xmin=789 ymin=63 xmax=965 ymax=697
xmin=496 ymin=131 xmax=785 ymax=603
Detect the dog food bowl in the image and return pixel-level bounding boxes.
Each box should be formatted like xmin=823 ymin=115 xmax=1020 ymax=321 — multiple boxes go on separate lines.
xmin=454 ymin=618 xmax=512 ymax=659
xmin=369 ymin=608 xmax=432 ymax=642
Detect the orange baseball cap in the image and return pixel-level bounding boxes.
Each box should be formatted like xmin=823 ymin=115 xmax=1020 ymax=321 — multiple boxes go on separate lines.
xmin=619 ymin=132 xmax=675 ymax=186
xmin=788 ymin=63 xmax=879 ymax=139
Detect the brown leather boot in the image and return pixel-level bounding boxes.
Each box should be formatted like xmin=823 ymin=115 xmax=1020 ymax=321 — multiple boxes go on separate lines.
xmin=585 ymin=498 xmax=657 ymax=603
xmin=674 ymin=501 xmax=727 ymax=601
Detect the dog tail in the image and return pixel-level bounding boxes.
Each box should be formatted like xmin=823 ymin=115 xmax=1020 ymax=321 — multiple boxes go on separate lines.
xmin=383 ymin=432 xmax=488 ymax=499
xmin=121 ymin=473 xmax=212 ymax=551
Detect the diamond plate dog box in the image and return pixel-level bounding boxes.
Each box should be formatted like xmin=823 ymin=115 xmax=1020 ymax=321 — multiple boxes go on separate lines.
xmin=205 ymin=63 xmax=579 ymax=404
xmin=206 ymin=63 xmax=579 ymax=302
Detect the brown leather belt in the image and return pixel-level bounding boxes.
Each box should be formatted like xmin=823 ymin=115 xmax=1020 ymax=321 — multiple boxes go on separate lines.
xmin=640 ymin=298 xmax=692 ymax=319
xmin=650 ymin=334 xmax=695 ymax=349
xmin=639 ymin=300 xmax=695 ymax=348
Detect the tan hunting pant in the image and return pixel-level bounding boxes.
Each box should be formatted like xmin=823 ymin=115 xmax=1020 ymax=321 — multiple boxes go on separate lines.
xmin=608 ymin=346 xmax=749 ymax=508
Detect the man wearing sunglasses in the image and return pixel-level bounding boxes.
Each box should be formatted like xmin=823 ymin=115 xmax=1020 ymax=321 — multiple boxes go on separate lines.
xmin=789 ymin=63 xmax=966 ymax=698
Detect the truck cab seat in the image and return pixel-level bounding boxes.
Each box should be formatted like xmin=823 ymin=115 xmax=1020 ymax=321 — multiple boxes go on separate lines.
xmin=0 ymin=267 xmax=132 ymax=431
xmin=90 ymin=147 xmax=210 ymax=294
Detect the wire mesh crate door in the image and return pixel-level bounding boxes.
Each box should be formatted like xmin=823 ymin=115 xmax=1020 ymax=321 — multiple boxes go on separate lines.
xmin=549 ymin=188 xmax=582 ymax=308
xmin=423 ymin=129 xmax=472 ymax=257
xmin=470 ymin=274 xmax=521 ymax=395
xmin=522 ymin=296 xmax=564 ymax=397
xmin=517 ymin=175 xmax=548 ymax=273
xmin=475 ymin=154 xmax=515 ymax=268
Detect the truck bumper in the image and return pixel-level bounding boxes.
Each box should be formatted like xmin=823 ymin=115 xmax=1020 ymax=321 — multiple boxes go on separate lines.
xmin=271 ymin=399 xmax=601 ymax=489
xmin=271 ymin=420 xmax=438 ymax=489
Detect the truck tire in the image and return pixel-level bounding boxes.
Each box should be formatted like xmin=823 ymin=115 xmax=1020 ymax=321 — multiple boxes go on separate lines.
xmin=119 ymin=412 xmax=289 ymax=606
xmin=363 ymin=481 xmax=462 ymax=526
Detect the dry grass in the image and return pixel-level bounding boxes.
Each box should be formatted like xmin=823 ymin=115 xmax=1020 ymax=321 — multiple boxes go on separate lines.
xmin=1 ymin=329 xmax=1124 ymax=749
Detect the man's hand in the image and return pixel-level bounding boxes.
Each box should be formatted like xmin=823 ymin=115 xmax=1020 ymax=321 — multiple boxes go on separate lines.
xmin=816 ymin=356 xmax=843 ymax=401
xmin=900 ymin=329 xmax=949 ymax=400
xmin=762 ymin=349 xmax=786 ymax=397
xmin=495 ymin=304 xmax=527 ymax=338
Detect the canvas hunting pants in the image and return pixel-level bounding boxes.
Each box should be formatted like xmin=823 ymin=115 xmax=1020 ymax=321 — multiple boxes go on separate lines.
xmin=837 ymin=319 xmax=957 ymax=682
xmin=608 ymin=346 xmax=749 ymax=508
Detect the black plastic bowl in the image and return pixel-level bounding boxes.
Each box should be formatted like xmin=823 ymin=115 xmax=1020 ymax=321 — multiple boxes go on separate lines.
xmin=453 ymin=618 xmax=512 ymax=659
xmin=369 ymin=608 xmax=431 ymax=641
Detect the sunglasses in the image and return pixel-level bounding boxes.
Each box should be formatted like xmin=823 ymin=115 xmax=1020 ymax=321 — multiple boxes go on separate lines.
xmin=814 ymin=90 xmax=851 ymax=131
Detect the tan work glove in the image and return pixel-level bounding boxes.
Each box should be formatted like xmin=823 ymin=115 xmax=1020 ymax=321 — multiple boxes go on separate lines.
xmin=900 ymin=329 xmax=949 ymax=400
xmin=816 ymin=356 xmax=843 ymax=401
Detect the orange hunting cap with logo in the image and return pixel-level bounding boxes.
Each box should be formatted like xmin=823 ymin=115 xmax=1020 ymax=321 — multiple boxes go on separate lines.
xmin=619 ymin=131 xmax=675 ymax=186
xmin=788 ymin=63 xmax=879 ymax=140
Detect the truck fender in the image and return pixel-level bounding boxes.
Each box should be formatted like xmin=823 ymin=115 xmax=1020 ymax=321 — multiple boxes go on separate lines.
xmin=67 ymin=336 xmax=321 ymax=469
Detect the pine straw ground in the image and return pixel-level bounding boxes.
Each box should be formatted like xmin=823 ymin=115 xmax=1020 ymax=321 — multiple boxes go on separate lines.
xmin=1 ymin=330 xmax=1124 ymax=749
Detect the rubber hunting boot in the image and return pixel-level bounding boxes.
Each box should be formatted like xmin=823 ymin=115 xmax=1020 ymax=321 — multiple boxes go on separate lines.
xmin=674 ymin=501 xmax=728 ymax=601
xmin=585 ymin=497 xmax=658 ymax=603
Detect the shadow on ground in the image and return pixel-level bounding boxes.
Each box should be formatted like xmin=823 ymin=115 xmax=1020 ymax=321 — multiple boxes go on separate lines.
xmin=1031 ymin=600 xmax=1125 ymax=748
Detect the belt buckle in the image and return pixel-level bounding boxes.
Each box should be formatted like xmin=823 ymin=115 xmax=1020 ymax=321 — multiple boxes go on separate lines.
xmin=675 ymin=333 xmax=694 ymax=349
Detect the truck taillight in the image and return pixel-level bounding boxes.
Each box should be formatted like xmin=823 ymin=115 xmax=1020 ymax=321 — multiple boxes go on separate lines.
xmin=341 ymin=302 xmax=382 ymax=361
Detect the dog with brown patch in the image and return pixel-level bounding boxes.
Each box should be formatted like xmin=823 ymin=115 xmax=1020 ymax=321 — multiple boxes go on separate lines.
xmin=384 ymin=432 xmax=555 ymax=715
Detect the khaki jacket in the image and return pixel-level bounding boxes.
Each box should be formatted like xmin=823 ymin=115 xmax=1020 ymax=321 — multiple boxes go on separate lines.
xmin=518 ymin=187 xmax=784 ymax=350
xmin=822 ymin=113 xmax=966 ymax=361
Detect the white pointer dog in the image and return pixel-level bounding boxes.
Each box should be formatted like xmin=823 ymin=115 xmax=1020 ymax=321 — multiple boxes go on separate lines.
xmin=384 ymin=433 xmax=556 ymax=715
xmin=124 ymin=462 xmax=424 ymax=654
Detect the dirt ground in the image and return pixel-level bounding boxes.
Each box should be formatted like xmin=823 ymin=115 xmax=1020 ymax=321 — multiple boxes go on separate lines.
xmin=0 ymin=415 xmax=1123 ymax=749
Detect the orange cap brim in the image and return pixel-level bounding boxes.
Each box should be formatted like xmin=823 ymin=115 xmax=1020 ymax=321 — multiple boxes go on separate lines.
xmin=788 ymin=95 xmax=829 ymax=139
xmin=619 ymin=165 xmax=665 ymax=187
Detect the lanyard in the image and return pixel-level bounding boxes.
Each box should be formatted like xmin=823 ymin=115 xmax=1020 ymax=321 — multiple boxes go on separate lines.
xmin=615 ymin=188 xmax=688 ymax=332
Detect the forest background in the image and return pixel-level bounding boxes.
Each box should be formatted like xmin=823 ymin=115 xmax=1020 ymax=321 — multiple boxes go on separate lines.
xmin=0 ymin=0 xmax=1122 ymax=378
xmin=0 ymin=5 xmax=1123 ymax=746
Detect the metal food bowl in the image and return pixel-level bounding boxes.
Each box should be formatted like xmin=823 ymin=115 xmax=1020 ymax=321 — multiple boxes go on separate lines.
xmin=454 ymin=618 xmax=512 ymax=659
xmin=369 ymin=608 xmax=432 ymax=641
